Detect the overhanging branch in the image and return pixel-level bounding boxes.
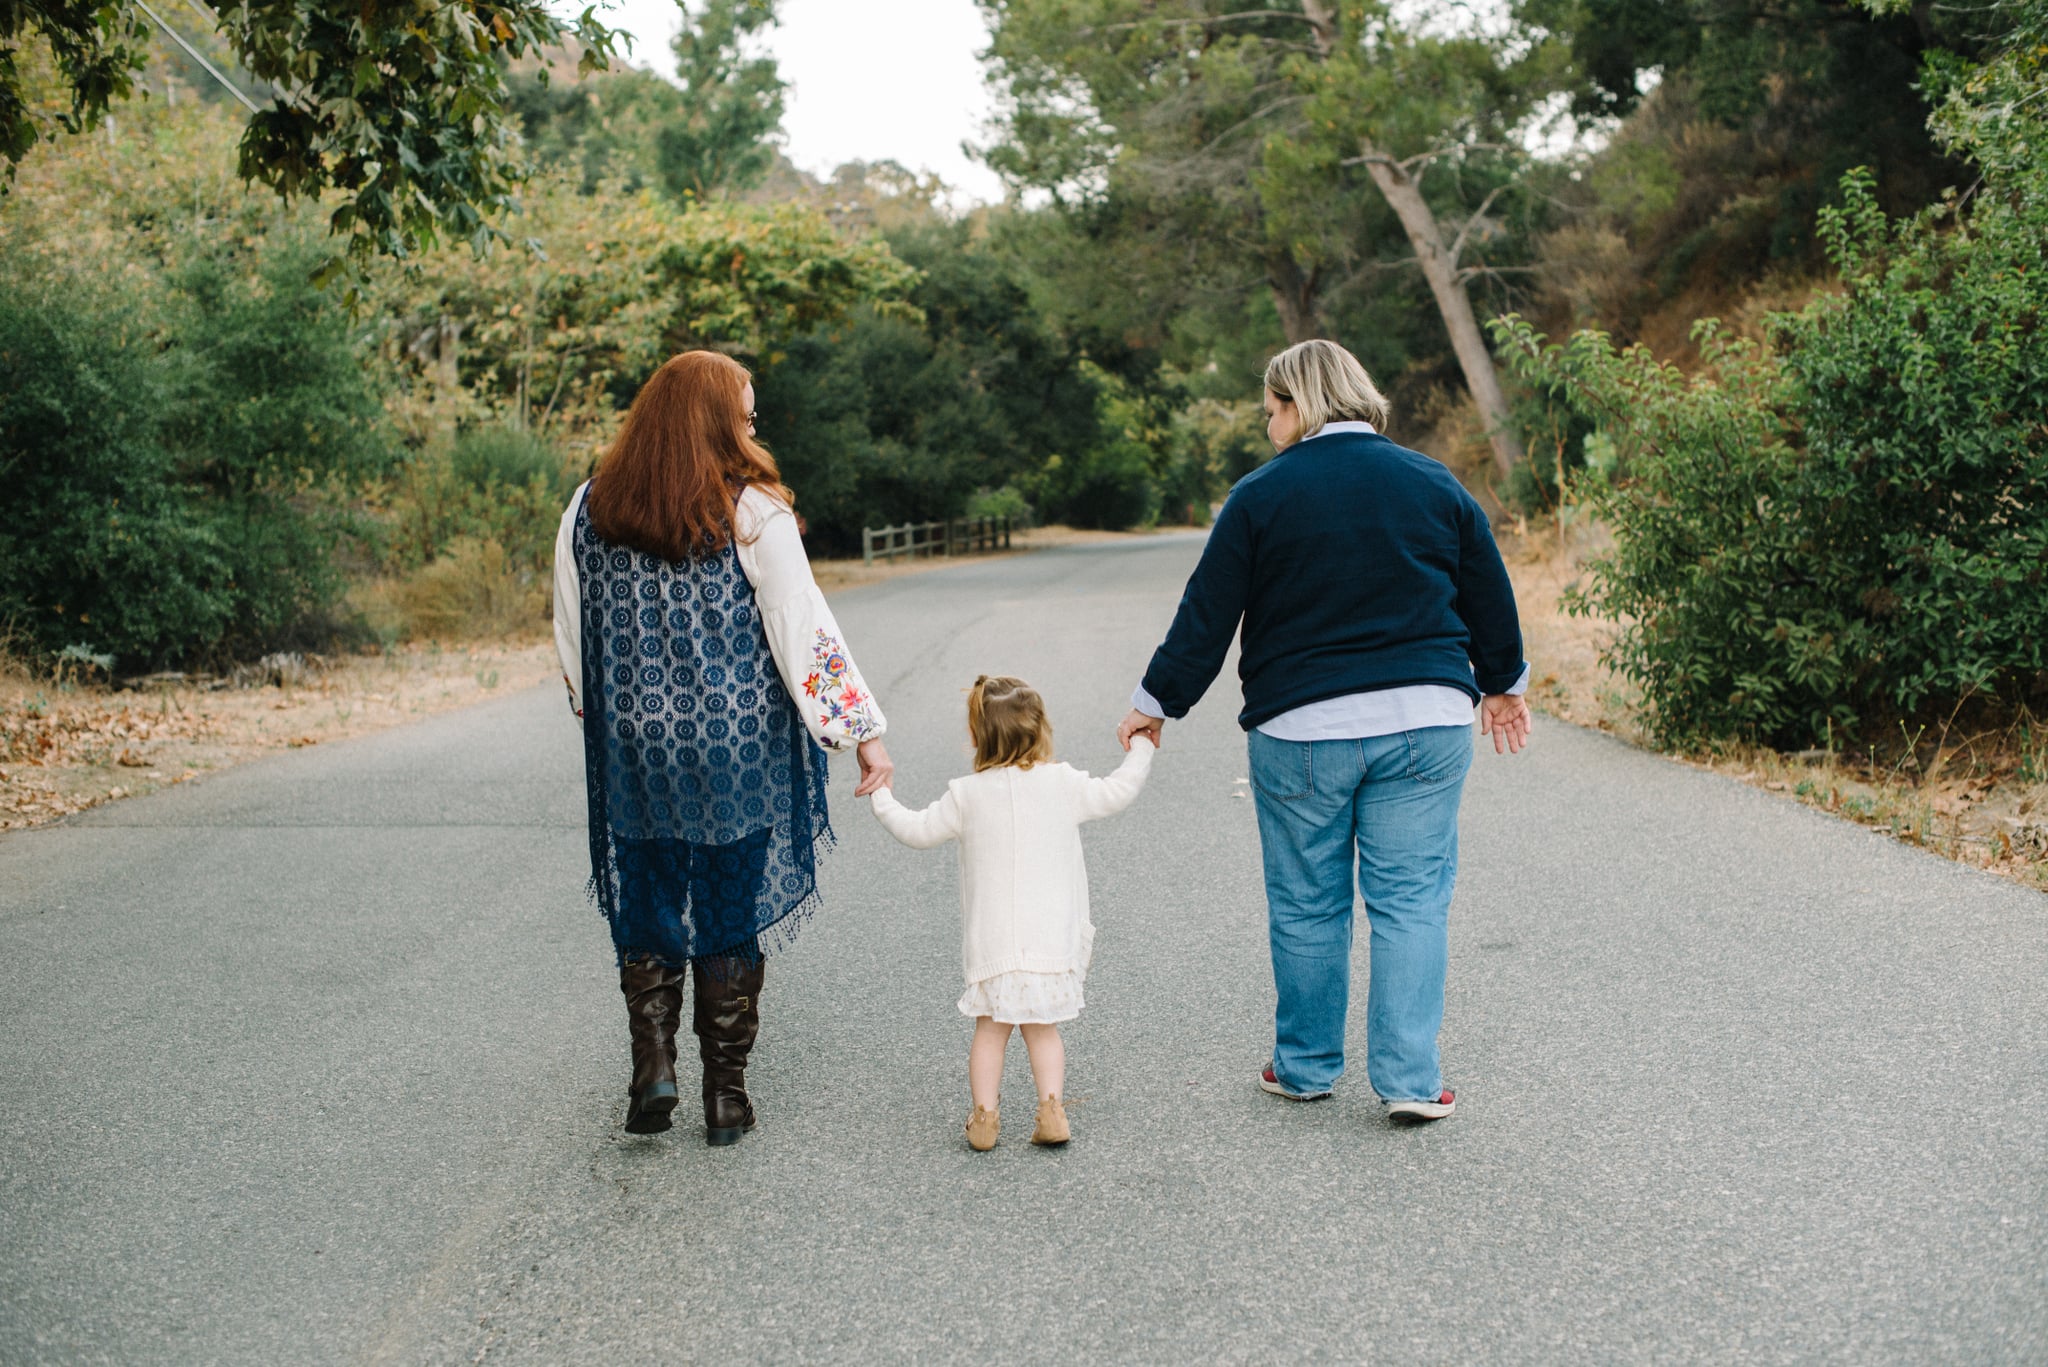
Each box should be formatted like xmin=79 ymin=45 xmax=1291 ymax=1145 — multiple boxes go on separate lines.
xmin=1447 ymin=184 xmax=1508 ymax=265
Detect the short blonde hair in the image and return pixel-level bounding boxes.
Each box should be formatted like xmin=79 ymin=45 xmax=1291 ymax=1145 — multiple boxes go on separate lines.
xmin=1263 ymin=339 xmax=1390 ymax=439
xmin=968 ymin=674 xmax=1054 ymax=772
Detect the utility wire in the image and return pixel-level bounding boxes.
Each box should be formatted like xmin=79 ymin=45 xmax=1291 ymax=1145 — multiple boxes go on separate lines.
xmin=178 ymin=0 xmax=294 ymax=105
xmin=133 ymin=0 xmax=262 ymax=113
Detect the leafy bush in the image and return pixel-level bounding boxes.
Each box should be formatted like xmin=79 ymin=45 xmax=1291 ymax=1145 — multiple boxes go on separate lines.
xmin=965 ymin=485 xmax=1036 ymax=526
xmin=0 ymin=232 xmax=398 ymax=670
xmin=374 ymin=443 xmax=567 ymax=580
xmin=1503 ymin=378 xmax=1597 ymax=515
xmin=0 ymin=281 xmax=235 ymax=667
xmin=1496 ymin=160 xmax=2048 ymax=748
xmin=172 ymin=240 xmax=399 ymax=655
xmin=450 ymin=425 xmax=571 ymax=499
xmin=168 ymin=241 xmax=396 ymax=492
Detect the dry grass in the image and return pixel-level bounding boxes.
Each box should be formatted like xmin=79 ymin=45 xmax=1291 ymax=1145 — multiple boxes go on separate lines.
xmin=351 ymin=538 xmax=550 ymax=644
xmin=0 ymin=640 xmax=560 ymax=830
xmin=1499 ymin=517 xmax=1642 ymax=741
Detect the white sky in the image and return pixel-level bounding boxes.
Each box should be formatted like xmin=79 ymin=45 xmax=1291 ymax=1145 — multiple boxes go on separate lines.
xmin=590 ymin=0 xmax=1005 ymax=205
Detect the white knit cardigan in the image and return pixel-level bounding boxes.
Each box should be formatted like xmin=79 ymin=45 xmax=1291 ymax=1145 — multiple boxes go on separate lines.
xmin=870 ymin=738 xmax=1154 ymax=983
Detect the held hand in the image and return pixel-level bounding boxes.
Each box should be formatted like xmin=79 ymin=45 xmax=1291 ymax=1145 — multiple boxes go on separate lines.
xmin=854 ymin=738 xmax=895 ymax=796
xmin=1117 ymin=708 xmax=1165 ymax=752
xmin=1478 ymin=694 xmax=1532 ymax=755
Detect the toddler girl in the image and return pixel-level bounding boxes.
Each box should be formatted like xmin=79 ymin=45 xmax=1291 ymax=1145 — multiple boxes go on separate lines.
xmin=870 ymin=675 xmax=1154 ymax=1150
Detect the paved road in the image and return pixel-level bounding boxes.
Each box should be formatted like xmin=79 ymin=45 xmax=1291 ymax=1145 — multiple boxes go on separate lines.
xmin=3 ymin=534 xmax=2044 ymax=1364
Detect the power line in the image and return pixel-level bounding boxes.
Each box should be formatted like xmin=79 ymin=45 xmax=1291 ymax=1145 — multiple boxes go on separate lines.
xmin=132 ymin=0 xmax=261 ymax=114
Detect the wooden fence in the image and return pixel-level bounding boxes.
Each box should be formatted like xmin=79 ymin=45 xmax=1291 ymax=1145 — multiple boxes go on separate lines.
xmin=861 ymin=516 xmax=1012 ymax=566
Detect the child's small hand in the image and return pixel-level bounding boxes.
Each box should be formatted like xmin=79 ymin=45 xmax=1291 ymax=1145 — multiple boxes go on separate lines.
xmin=1117 ymin=709 xmax=1164 ymax=751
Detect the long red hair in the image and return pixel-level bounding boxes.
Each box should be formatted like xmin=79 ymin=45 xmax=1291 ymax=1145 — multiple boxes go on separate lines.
xmin=586 ymin=351 xmax=793 ymax=561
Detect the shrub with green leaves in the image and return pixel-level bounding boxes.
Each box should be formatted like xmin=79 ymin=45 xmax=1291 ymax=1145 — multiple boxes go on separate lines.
xmin=375 ymin=425 xmax=571 ymax=589
xmin=450 ymin=425 xmax=571 ymax=500
xmin=0 ymin=279 xmax=236 ymax=667
xmin=1777 ymin=164 xmax=2048 ymax=720
xmin=0 ymin=235 xmax=397 ymax=670
xmin=1496 ymin=154 xmax=2048 ymax=747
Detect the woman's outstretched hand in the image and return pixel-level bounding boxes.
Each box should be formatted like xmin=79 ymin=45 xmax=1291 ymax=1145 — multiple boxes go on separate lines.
xmin=1117 ymin=709 xmax=1165 ymax=752
xmin=854 ymin=738 xmax=895 ymax=795
xmin=1478 ymin=694 xmax=1532 ymax=755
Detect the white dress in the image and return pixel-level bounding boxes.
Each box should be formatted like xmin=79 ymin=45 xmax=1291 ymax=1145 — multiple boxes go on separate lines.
xmin=870 ymin=743 xmax=1154 ymax=1026
xmin=958 ymin=964 xmax=1089 ymax=1025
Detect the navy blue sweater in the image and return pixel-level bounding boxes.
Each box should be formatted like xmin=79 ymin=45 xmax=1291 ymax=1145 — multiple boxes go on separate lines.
xmin=1140 ymin=430 xmax=1526 ymax=731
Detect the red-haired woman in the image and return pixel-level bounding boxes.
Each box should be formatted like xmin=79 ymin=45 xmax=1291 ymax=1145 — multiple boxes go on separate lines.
xmin=551 ymin=351 xmax=892 ymax=1144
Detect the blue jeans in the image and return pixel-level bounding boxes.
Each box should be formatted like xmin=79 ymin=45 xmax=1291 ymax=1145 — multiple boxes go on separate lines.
xmin=1248 ymin=725 xmax=1471 ymax=1102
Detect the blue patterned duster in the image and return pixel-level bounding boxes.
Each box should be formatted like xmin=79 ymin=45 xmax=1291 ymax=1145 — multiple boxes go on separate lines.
xmin=572 ymin=501 xmax=833 ymax=972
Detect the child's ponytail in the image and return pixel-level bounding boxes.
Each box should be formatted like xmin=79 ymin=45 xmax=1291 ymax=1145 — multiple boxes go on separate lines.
xmin=967 ymin=675 xmax=1055 ymax=772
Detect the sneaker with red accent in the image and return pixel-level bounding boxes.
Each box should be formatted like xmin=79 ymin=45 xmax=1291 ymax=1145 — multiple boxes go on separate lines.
xmin=1258 ymin=1066 xmax=1331 ymax=1102
xmin=1386 ymin=1089 xmax=1455 ymax=1123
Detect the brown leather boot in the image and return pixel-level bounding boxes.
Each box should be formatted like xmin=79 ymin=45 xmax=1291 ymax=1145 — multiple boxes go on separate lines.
xmin=620 ymin=957 xmax=683 ymax=1134
xmin=694 ymin=957 xmax=765 ymax=1146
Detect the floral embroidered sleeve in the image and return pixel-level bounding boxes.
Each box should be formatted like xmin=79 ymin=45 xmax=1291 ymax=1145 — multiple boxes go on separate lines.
xmin=800 ymin=627 xmax=885 ymax=744
xmin=736 ymin=488 xmax=888 ymax=752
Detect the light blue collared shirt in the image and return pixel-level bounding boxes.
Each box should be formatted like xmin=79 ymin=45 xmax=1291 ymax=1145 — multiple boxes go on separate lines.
xmin=1130 ymin=420 xmax=1529 ymax=739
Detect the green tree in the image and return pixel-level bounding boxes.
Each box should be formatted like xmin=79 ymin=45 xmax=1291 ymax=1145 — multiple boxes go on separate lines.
xmin=2 ymin=1 xmax=624 ymax=267
xmin=505 ymin=62 xmax=688 ymax=195
xmin=1525 ymin=0 xmax=1977 ymax=238
xmin=757 ymin=217 xmax=1114 ymax=552
xmin=980 ymin=1 xmax=1559 ymax=475
xmin=1283 ymin=1 xmax=1560 ymax=474
xmin=371 ymin=167 xmax=917 ymax=460
xmin=658 ymin=0 xmax=785 ymax=201
xmin=980 ymin=1 xmax=1373 ymax=349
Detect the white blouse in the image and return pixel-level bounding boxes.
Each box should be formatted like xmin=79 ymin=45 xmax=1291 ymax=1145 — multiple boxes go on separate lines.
xmin=551 ymin=482 xmax=887 ymax=752
xmin=870 ymin=739 xmax=1154 ymax=983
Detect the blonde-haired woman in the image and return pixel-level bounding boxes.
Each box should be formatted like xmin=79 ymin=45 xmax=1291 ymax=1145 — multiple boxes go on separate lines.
xmin=552 ymin=350 xmax=893 ymax=1144
xmin=1119 ymin=338 xmax=1531 ymax=1124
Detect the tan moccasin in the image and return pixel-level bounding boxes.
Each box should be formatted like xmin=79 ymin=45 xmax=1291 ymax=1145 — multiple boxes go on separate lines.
xmin=965 ymin=1103 xmax=1000 ymax=1151
xmin=1030 ymin=1093 xmax=1070 ymax=1146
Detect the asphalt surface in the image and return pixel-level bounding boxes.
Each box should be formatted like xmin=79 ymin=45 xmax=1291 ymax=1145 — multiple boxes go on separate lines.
xmin=2 ymin=533 xmax=2044 ymax=1365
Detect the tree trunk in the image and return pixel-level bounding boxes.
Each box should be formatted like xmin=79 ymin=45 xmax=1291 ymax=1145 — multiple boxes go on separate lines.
xmin=1265 ymin=253 xmax=1327 ymax=344
xmin=1360 ymin=153 xmax=1524 ymax=478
